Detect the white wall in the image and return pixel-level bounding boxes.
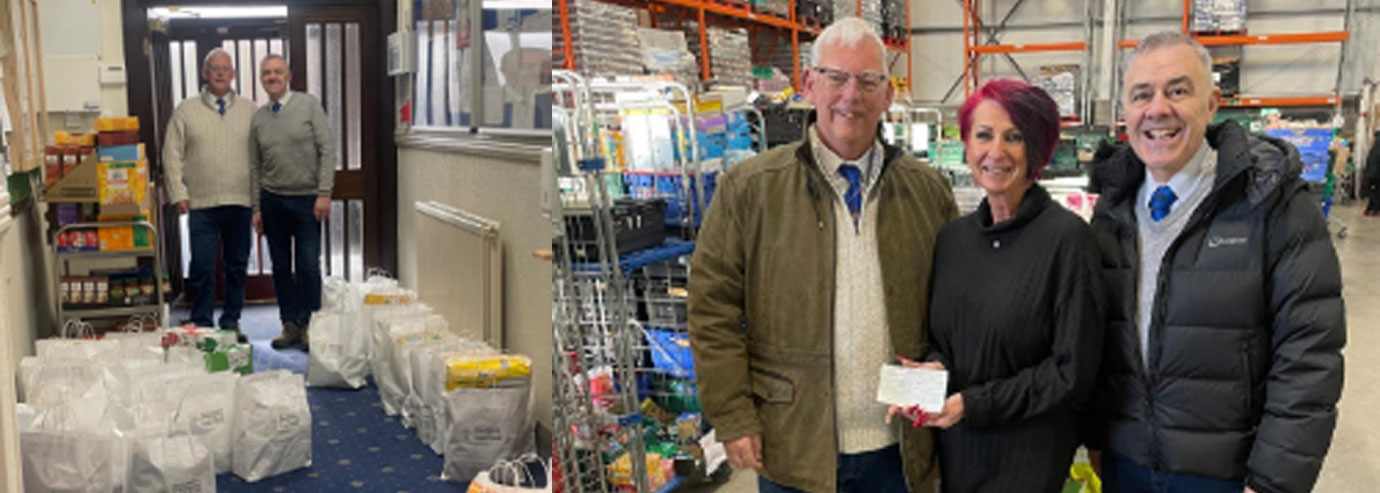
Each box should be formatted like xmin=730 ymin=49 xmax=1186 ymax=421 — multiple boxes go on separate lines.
xmin=908 ymin=0 xmax=1379 ymax=106
xmin=1 ymin=204 xmax=53 ymax=379
xmin=395 ymin=146 xmax=553 ymax=435
xmin=41 ymin=0 xmax=127 ymax=135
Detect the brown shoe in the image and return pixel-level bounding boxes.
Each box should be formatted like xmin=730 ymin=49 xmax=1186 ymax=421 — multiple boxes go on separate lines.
xmin=270 ymin=321 xmax=301 ymax=350
xmin=299 ymin=325 xmax=310 ymax=352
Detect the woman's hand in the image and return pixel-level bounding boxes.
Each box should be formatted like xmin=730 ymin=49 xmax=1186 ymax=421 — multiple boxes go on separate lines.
xmin=885 ymin=355 xmax=947 ymax=427
xmin=925 ymin=393 xmax=965 ymax=429
xmin=886 ymin=404 xmax=930 ymax=428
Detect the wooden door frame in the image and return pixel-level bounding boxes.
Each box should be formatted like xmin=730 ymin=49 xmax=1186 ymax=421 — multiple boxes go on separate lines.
xmin=121 ymin=0 xmax=398 ymax=283
xmin=287 ymin=7 xmax=378 ymax=279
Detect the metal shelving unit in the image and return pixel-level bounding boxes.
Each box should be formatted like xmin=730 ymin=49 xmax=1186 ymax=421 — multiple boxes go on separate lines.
xmin=557 ymin=0 xmax=912 ymax=93
xmin=958 ymin=0 xmax=1098 ymax=125
xmin=54 ymin=220 xmax=166 ymax=326
xmin=1112 ymin=0 xmax=1354 ymax=118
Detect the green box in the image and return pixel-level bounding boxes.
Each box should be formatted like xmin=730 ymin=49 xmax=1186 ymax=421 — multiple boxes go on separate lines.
xmin=205 ymin=344 xmax=254 ymax=375
xmin=195 ymin=330 xmax=239 ymax=353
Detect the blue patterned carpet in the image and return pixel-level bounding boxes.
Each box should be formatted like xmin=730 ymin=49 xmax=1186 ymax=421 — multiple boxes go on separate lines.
xmin=215 ymin=380 xmax=465 ymax=492
xmin=178 ymin=305 xmax=467 ymax=491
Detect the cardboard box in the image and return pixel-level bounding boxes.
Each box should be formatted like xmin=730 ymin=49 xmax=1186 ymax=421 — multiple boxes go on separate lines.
xmin=204 ymin=344 xmax=254 ymax=375
xmin=45 ymin=152 xmax=101 ymax=202
xmin=55 ymin=132 xmax=96 ymax=147
xmin=98 ymin=225 xmax=135 ymax=251
xmin=97 ymin=130 xmax=139 ymax=147
xmin=95 ymin=116 xmax=140 ymax=132
xmin=97 ymin=144 xmax=146 ymax=162
xmin=97 ymin=161 xmax=148 ymax=206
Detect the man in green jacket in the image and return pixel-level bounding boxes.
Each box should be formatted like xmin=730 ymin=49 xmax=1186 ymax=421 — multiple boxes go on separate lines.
xmin=688 ymin=17 xmax=958 ymax=493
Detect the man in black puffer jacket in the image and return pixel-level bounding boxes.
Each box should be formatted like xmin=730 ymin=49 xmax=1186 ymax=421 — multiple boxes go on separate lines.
xmin=1086 ymin=32 xmax=1346 ymax=493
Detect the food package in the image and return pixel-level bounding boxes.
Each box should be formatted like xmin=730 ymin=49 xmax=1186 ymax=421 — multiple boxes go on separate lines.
xmin=97 ymin=144 xmax=146 ymax=162
xmin=97 ymin=160 xmax=148 ymax=206
xmin=57 ymin=229 xmax=99 ymax=253
xmin=445 ymin=354 xmax=533 ymax=391
xmin=204 ymin=343 xmax=254 ymax=375
xmin=98 ymin=226 xmax=135 ymax=251
xmin=96 ymin=116 xmax=140 ymax=132
xmin=97 ymin=130 xmax=139 ymax=147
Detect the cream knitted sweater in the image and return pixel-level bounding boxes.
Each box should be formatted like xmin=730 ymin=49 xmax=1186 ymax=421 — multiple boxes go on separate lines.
xmin=163 ymin=89 xmax=256 ymax=209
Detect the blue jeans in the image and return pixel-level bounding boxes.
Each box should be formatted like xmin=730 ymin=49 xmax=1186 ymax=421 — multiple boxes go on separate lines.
xmin=758 ymin=444 xmax=907 ymax=493
xmin=1102 ymin=453 xmax=1244 ymax=493
xmin=260 ymin=192 xmax=323 ymax=327
xmin=187 ymin=206 xmax=252 ymax=328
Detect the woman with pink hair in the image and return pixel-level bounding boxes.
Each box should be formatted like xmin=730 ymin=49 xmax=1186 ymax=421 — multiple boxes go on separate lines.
xmin=892 ymin=79 xmax=1106 ymax=492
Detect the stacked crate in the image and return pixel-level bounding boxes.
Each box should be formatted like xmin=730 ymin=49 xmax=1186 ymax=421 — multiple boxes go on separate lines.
xmin=687 ymin=26 xmax=753 ymax=88
xmin=567 ymin=0 xmax=643 ymax=78
xmin=1191 ymin=0 xmax=1247 ymax=33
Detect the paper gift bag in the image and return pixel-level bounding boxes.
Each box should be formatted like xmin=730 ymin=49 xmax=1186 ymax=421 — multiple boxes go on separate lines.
xmin=232 ymin=370 xmax=312 ymax=482
xmin=442 ymin=381 xmax=535 ymax=482
xmin=307 ymin=309 xmax=371 ymax=389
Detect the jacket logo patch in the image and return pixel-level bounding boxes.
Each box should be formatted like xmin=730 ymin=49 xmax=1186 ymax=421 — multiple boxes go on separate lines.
xmin=1207 ymin=236 xmax=1248 ymax=248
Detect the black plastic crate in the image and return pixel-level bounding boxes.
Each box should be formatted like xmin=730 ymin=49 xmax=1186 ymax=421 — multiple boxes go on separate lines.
xmin=562 ymin=198 xmax=668 ymax=262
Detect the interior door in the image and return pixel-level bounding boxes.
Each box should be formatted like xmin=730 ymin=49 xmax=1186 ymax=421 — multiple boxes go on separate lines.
xmin=286 ymin=5 xmax=384 ymax=283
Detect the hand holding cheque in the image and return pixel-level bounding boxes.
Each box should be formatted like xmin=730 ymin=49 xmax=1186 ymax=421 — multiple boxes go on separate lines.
xmin=880 ymin=356 xmax=965 ymax=429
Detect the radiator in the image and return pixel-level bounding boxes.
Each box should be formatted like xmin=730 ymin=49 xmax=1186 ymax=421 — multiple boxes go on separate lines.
xmin=414 ymin=201 xmax=504 ymax=348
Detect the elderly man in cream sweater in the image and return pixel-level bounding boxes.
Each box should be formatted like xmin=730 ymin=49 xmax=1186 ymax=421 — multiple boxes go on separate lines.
xmin=163 ymin=48 xmax=255 ymax=341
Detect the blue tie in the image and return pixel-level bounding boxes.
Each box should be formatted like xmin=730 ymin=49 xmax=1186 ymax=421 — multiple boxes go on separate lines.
xmin=273 ymin=101 xmax=282 ymax=113
xmin=216 ymin=98 xmax=226 ymax=116
xmin=838 ymin=164 xmax=862 ymax=226
xmin=1149 ymin=185 xmax=1177 ymax=222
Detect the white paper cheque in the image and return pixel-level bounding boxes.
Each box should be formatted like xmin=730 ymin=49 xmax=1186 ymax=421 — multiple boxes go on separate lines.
xmin=875 ymin=364 xmax=948 ymax=412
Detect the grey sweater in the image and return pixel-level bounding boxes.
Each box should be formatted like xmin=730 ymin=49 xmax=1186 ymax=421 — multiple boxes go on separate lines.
xmin=163 ymin=89 xmax=256 ymax=209
xmin=249 ymin=91 xmax=336 ymax=210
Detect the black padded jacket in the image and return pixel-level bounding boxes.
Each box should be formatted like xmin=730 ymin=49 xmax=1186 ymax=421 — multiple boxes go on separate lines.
xmin=1086 ymin=121 xmax=1346 ymax=493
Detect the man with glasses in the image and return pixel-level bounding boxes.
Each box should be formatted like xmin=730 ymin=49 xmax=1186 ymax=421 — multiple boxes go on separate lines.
xmin=164 ymin=48 xmax=256 ymax=342
xmin=689 ymin=17 xmax=957 ymax=493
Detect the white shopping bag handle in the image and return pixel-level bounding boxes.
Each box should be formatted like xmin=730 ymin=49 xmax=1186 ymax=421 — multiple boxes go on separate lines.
xmin=490 ymin=452 xmax=545 ymax=489
xmin=61 ymin=319 xmax=95 ymax=339
xmin=119 ymin=312 xmax=160 ymax=333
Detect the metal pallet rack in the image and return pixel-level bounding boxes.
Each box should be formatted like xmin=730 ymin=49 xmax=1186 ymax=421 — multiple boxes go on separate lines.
xmin=557 ymin=0 xmax=912 ymax=93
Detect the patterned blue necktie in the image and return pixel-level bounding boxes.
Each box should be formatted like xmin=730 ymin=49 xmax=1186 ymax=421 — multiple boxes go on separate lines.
xmin=216 ymin=98 xmax=226 ymax=116
xmin=1149 ymin=185 xmax=1178 ymax=222
xmin=838 ymin=163 xmax=862 ymax=227
xmin=273 ymin=101 xmax=282 ymax=113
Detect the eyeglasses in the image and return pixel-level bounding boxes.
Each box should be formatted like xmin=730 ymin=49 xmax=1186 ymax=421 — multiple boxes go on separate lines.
xmin=205 ymin=65 xmax=234 ymax=74
xmin=812 ymin=67 xmax=889 ymax=93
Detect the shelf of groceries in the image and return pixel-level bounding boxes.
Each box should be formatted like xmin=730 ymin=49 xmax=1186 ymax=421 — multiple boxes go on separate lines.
xmin=17 ymin=274 xmax=539 ymax=490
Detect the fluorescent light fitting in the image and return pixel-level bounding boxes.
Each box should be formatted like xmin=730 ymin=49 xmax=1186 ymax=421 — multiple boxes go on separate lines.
xmin=481 ymin=0 xmax=552 ymax=10
xmin=149 ymin=6 xmax=288 ymax=19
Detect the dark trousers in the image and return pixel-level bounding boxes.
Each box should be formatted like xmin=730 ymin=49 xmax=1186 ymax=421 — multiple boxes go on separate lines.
xmin=260 ymin=191 xmax=323 ymax=327
xmin=1101 ymin=452 xmax=1244 ymax=493
xmin=758 ymin=444 xmax=908 ymax=493
xmin=187 ymin=206 xmax=252 ymax=328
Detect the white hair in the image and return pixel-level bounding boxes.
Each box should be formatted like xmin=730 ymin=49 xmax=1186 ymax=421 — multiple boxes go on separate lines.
xmin=260 ymin=53 xmax=289 ymax=71
xmin=1123 ymin=31 xmax=1213 ymax=83
xmin=203 ymin=47 xmax=233 ymax=67
xmin=811 ymin=17 xmax=886 ymax=71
